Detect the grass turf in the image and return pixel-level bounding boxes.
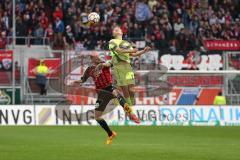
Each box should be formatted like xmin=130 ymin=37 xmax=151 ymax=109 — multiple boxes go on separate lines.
xmin=0 ymin=126 xmax=239 ymax=160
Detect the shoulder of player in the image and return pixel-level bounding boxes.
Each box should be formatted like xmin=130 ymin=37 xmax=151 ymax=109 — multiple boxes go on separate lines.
xmin=109 ymin=39 xmax=115 ymax=44
xmin=84 ymin=66 xmax=96 ymax=77
xmin=109 ymin=39 xmax=121 ymax=44
xmin=85 ymin=66 xmax=94 ymax=72
xmin=109 ymin=40 xmax=119 ymax=50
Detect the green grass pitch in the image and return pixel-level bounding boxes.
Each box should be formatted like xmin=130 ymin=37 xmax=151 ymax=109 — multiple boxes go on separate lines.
xmin=0 ymin=126 xmax=239 ymax=160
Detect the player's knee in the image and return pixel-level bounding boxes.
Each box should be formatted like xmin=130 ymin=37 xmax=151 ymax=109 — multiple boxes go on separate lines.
xmin=129 ymin=89 xmax=135 ymax=95
xmin=112 ymin=89 xmax=120 ymax=97
xmin=95 ymin=114 xmax=101 ymax=120
xmin=95 ymin=116 xmax=103 ymax=121
xmin=94 ymin=111 xmax=102 ymax=120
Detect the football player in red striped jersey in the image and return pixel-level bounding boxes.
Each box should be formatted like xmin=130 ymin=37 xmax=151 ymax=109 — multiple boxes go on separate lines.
xmin=73 ymin=53 xmax=140 ymax=145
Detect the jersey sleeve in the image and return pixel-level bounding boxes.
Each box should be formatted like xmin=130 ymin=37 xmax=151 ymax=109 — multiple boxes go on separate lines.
xmin=109 ymin=40 xmax=117 ymax=51
xmin=81 ymin=67 xmax=91 ymax=82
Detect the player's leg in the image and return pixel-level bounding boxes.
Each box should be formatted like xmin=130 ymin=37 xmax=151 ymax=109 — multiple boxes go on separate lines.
xmin=95 ymin=88 xmax=117 ymax=144
xmin=112 ymin=87 xmax=140 ymax=124
xmin=113 ymin=65 xmax=133 ymax=106
xmin=112 ymin=88 xmax=132 ymax=114
xmin=113 ymin=65 xmax=139 ymax=123
xmin=128 ymin=84 xmax=135 ymax=105
xmin=95 ymin=111 xmax=117 ymax=145
xmin=120 ymin=85 xmax=132 ymax=106
xmin=95 ymin=110 xmax=113 ymax=137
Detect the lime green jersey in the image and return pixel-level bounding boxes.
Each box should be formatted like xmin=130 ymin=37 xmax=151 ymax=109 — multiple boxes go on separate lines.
xmin=213 ymin=96 xmax=226 ymax=105
xmin=108 ymin=38 xmax=132 ymax=65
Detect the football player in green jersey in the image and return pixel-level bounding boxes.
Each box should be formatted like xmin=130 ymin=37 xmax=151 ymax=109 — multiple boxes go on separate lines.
xmin=107 ymin=26 xmax=150 ymax=116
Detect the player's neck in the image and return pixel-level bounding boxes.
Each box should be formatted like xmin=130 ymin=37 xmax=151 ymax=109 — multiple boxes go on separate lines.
xmin=115 ymin=36 xmax=122 ymax=40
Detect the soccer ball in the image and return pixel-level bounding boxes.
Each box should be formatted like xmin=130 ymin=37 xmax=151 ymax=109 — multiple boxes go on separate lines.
xmin=88 ymin=12 xmax=100 ymax=24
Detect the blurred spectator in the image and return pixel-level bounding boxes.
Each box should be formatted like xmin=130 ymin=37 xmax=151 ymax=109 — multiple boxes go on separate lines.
xmin=34 ymin=23 xmax=44 ymax=45
xmin=16 ymin=18 xmax=27 ymax=44
xmin=40 ymin=11 xmax=49 ymax=30
xmin=2 ymin=11 xmax=10 ymax=30
xmin=176 ymin=29 xmax=187 ymax=55
xmin=44 ymin=24 xmax=54 ymax=47
xmin=233 ymin=20 xmax=240 ymax=39
xmin=53 ymin=6 xmax=63 ymax=21
xmin=130 ymin=23 xmax=143 ymax=39
xmin=0 ymin=31 xmax=7 ymax=49
xmin=63 ymin=25 xmax=75 ymax=50
xmin=121 ymin=22 xmax=129 ymax=36
xmin=169 ymin=40 xmax=177 ymax=54
xmin=53 ymin=16 xmax=64 ymax=48
xmin=174 ymin=18 xmax=185 ymax=35
xmin=189 ymin=15 xmax=199 ymax=35
xmin=27 ymin=29 xmax=33 ymax=46
xmin=64 ymin=7 xmax=74 ymax=26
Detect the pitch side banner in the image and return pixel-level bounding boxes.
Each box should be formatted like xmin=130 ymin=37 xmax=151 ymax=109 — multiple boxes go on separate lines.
xmin=28 ymin=58 xmax=61 ymax=78
xmin=1 ymin=105 xmax=240 ymax=126
xmin=0 ymin=105 xmax=34 ymax=125
xmin=203 ymin=40 xmax=240 ymax=51
xmin=35 ymin=105 xmax=96 ymax=125
xmin=33 ymin=105 xmax=240 ymax=126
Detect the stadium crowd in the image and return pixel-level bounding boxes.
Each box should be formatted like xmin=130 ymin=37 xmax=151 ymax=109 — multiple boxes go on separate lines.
xmin=0 ymin=0 xmax=239 ymax=55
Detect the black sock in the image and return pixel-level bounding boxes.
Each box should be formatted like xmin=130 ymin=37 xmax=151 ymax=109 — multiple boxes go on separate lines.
xmin=116 ymin=94 xmax=127 ymax=108
xmin=96 ymin=119 xmax=112 ymax=137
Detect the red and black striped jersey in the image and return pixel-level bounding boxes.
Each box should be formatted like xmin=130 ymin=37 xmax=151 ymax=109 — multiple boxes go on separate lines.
xmin=81 ymin=65 xmax=112 ymax=90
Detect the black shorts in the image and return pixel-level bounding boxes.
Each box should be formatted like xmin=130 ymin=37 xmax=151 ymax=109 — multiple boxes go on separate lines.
xmin=95 ymin=85 xmax=116 ymax=111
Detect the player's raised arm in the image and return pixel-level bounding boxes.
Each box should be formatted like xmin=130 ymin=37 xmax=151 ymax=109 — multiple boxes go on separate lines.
xmin=115 ymin=47 xmax=138 ymax=54
xmin=73 ymin=67 xmax=91 ymax=85
xmin=94 ymin=61 xmax=112 ymax=76
xmin=130 ymin=46 xmax=151 ymax=57
xmin=80 ymin=67 xmax=91 ymax=83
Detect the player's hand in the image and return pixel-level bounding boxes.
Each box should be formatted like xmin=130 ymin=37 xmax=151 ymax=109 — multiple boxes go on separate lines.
xmin=72 ymin=80 xmax=83 ymax=86
xmin=143 ymin=46 xmax=151 ymax=53
xmin=132 ymin=48 xmax=138 ymax=53
xmin=131 ymin=42 xmax=137 ymax=48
